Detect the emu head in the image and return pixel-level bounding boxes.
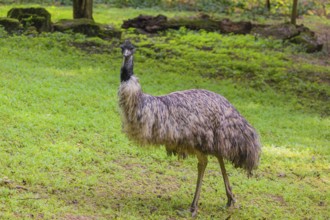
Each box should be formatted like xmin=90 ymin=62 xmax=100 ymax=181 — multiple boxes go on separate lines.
xmin=120 ymin=40 xmax=135 ymax=82
xmin=120 ymin=40 xmax=135 ymax=59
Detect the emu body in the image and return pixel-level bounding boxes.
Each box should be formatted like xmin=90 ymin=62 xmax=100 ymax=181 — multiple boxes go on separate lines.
xmin=118 ymin=40 xmax=261 ymax=216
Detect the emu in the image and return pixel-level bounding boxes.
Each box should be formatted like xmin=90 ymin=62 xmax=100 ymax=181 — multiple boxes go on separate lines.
xmin=118 ymin=40 xmax=261 ymax=216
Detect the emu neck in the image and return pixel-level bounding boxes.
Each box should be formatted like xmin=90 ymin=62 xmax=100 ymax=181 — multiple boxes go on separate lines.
xmin=121 ymin=55 xmax=134 ymax=82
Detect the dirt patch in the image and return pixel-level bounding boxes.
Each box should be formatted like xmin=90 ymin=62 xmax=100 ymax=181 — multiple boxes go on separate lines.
xmin=267 ymin=194 xmax=286 ymax=205
xmin=63 ymin=215 xmax=98 ymax=220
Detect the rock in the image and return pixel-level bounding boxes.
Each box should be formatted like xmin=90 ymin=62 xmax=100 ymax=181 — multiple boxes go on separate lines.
xmin=53 ymin=19 xmax=100 ymax=36
xmin=289 ymin=28 xmax=323 ymax=53
xmin=252 ymin=23 xmax=322 ymax=53
xmin=252 ymin=23 xmax=299 ymax=40
xmin=0 ymin=17 xmax=21 ymax=33
xmin=7 ymin=7 xmax=52 ymax=32
xmin=53 ymin=19 xmax=121 ymax=39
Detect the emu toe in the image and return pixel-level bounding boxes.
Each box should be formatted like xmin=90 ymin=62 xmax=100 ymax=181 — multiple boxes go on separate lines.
xmin=190 ymin=206 xmax=198 ymax=217
xmin=226 ymin=198 xmax=236 ymax=208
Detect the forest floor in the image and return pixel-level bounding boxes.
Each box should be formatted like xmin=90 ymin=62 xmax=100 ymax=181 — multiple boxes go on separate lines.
xmin=0 ymin=5 xmax=329 ymax=220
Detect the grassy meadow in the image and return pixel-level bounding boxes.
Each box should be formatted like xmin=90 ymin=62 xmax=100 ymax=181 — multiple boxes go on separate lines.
xmin=0 ymin=4 xmax=329 ymax=219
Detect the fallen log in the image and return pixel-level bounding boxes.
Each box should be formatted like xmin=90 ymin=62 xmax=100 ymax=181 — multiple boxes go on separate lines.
xmin=121 ymin=14 xmax=168 ymax=33
xmin=122 ymin=14 xmax=252 ymax=34
xmin=122 ymin=14 xmax=323 ymax=53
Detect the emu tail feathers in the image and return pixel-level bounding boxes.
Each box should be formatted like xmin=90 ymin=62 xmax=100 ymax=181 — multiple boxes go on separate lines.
xmin=219 ymin=123 xmax=261 ymax=175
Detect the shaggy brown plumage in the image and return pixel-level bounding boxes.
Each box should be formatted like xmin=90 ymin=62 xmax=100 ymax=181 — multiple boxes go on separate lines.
xmin=118 ymin=40 xmax=261 ymax=216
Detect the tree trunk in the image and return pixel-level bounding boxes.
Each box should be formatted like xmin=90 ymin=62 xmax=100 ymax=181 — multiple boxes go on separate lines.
xmin=265 ymin=0 xmax=271 ymax=12
xmin=73 ymin=0 xmax=93 ymax=20
xmin=291 ymin=0 xmax=298 ymax=25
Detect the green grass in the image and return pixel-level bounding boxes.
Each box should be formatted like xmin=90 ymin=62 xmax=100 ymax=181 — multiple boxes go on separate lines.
xmin=0 ymin=5 xmax=329 ymax=220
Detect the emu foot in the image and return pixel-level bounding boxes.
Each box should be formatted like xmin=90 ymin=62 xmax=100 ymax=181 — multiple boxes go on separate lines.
xmin=226 ymin=198 xmax=236 ymax=208
xmin=190 ymin=206 xmax=198 ymax=217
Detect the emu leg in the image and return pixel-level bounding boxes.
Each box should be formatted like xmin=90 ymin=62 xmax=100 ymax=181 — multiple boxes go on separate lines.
xmin=217 ymin=155 xmax=236 ymax=207
xmin=190 ymin=153 xmax=208 ymax=217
